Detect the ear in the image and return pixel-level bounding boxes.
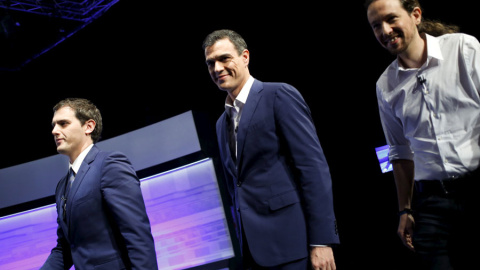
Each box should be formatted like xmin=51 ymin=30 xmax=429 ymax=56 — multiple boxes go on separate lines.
xmin=241 ymin=49 xmax=250 ymax=66
xmin=84 ymin=119 xmax=96 ymax=136
xmin=411 ymin=6 xmax=422 ymax=25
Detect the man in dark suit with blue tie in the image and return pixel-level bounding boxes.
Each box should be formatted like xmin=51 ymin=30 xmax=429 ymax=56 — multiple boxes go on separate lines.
xmin=203 ymin=29 xmax=340 ymax=270
xmin=41 ymin=98 xmax=158 ymax=270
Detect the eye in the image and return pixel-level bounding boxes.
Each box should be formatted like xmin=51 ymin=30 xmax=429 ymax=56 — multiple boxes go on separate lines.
xmin=386 ymin=15 xmax=397 ymax=24
xmin=54 ymin=120 xmax=69 ymax=128
xmin=220 ymin=56 xmax=232 ymax=63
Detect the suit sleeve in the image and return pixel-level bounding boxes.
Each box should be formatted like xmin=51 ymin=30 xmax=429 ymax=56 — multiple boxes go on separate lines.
xmin=100 ymin=152 xmax=158 ymax=270
xmin=274 ymin=84 xmax=339 ymax=245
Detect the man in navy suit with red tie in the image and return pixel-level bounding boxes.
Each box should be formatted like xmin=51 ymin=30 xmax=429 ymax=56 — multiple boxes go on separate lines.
xmin=203 ymin=29 xmax=340 ymax=270
xmin=41 ymin=98 xmax=157 ymax=270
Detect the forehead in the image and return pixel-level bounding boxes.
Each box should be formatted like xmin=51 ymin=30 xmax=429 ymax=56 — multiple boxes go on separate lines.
xmin=52 ymin=106 xmax=76 ymax=121
xmin=367 ymin=0 xmax=405 ymax=22
xmin=205 ymin=38 xmax=238 ymax=59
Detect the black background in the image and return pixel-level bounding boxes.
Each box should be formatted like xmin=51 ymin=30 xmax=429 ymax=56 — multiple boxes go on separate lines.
xmin=1 ymin=1 xmax=477 ymax=269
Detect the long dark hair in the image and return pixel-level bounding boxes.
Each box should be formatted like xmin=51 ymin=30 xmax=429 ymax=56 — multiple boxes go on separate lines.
xmin=364 ymin=0 xmax=459 ymax=36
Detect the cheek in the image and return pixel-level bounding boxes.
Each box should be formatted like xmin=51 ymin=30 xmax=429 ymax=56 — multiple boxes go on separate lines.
xmin=229 ymin=61 xmax=239 ymax=69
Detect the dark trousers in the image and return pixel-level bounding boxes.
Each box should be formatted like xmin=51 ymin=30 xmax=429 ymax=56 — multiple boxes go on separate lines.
xmin=413 ymin=175 xmax=480 ymax=270
xmin=241 ymin=227 xmax=309 ymax=270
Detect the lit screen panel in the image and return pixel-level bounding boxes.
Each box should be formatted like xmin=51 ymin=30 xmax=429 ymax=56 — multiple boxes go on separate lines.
xmin=375 ymin=145 xmax=393 ymax=173
xmin=0 ymin=204 xmax=57 ymax=270
xmin=0 ymin=158 xmax=234 ymax=270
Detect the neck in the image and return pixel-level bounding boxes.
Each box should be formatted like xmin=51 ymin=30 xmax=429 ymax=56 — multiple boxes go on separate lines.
xmin=398 ymin=33 xmax=427 ymax=69
xmin=227 ymin=88 xmax=241 ymax=102
xmin=68 ymin=141 xmax=93 ymax=164
xmin=227 ymin=74 xmax=250 ymax=101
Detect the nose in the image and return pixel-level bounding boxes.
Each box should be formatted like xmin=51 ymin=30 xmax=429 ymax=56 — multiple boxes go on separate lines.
xmin=214 ymin=61 xmax=224 ymax=73
xmin=381 ymin=22 xmax=393 ymax=36
xmin=52 ymin=124 xmax=59 ymax=136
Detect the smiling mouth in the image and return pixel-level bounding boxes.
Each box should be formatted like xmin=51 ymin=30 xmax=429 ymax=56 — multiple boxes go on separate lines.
xmin=217 ymin=74 xmax=228 ymax=81
xmin=384 ymin=35 xmax=400 ymax=47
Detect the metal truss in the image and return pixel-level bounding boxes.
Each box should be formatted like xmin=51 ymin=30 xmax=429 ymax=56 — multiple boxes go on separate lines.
xmin=0 ymin=0 xmax=119 ymax=22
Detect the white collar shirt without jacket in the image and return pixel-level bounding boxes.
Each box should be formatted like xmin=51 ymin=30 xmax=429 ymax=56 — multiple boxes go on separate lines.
xmin=376 ymin=33 xmax=480 ymax=181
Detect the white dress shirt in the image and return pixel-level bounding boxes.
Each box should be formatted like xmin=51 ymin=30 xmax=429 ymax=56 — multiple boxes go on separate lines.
xmin=69 ymin=143 xmax=94 ymax=179
xmin=376 ymin=33 xmax=480 ymax=181
xmin=225 ymin=76 xmax=254 ymax=157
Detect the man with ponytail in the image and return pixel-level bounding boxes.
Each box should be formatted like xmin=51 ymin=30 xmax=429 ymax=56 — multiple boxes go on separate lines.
xmin=366 ymin=1 xmax=480 ymax=269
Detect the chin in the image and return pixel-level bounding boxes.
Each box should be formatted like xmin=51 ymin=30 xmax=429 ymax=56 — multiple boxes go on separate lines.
xmin=56 ymin=147 xmax=67 ymax=155
xmin=217 ymin=84 xmax=229 ymax=92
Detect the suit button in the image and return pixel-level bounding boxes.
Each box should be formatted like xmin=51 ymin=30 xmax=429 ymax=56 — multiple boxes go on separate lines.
xmin=237 ymin=182 xmax=242 ymax=187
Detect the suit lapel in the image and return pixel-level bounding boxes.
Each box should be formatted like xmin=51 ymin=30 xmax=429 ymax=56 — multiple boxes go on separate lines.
xmin=65 ymin=146 xmax=99 ymax=228
xmin=219 ymin=113 xmax=237 ymax=177
xmin=236 ymin=80 xmax=263 ymax=166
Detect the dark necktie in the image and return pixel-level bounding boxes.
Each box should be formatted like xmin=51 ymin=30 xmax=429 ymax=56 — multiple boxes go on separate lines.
xmin=62 ymin=168 xmax=75 ymax=222
xmin=227 ymin=116 xmax=237 ymax=161
xmin=66 ymin=168 xmax=75 ymax=196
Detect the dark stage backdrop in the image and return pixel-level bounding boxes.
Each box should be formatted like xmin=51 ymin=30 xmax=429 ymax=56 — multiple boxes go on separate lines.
xmin=1 ymin=1 xmax=477 ymax=269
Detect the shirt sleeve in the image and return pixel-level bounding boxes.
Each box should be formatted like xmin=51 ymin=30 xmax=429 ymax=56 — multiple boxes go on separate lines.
xmin=462 ymin=34 xmax=480 ymax=95
xmin=376 ymin=84 xmax=414 ymax=161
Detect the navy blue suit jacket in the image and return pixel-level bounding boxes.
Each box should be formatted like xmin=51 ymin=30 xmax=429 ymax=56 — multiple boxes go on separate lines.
xmin=41 ymin=145 xmax=157 ymax=270
xmin=216 ymin=79 xmax=339 ymax=266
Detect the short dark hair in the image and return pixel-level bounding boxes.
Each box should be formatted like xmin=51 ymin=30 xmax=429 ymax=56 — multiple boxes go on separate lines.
xmin=53 ymin=98 xmax=103 ymax=143
xmin=202 ymin=29 xmax=248 ymax=56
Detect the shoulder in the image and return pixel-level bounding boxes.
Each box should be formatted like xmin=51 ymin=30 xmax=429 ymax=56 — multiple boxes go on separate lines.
xmin=376 ymin=61 xmax=397 ymax=91
xmin=88 ymin=146 xmax=132 ymax=167
xmin=261 ymin=82 xmax=307 ymax=105
xmin=436 ymin=33 xmax=480 ymax=63
xmin=256 ymin=80 xmax=302 ymax=97
xmin=261 ymin=81 xmax=297 ymax=91
xmin=437 ymin=33 xmax=479 ymax=46
xmin=438 ymin=32 xmax=475 ymax=40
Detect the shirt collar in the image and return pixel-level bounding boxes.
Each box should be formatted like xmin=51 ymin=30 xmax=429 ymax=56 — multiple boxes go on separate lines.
xmin=425 ymin=33 xmax=443 ymax=61
xmin=70 ymin=144 xmax=94 ymax=174
xmin=225 ymin=76 xmax=254 ymax=116
xmin=395 ymin=34 xmax=444 ymax=78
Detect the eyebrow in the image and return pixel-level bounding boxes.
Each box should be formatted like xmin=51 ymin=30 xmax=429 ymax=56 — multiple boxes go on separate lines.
xmin=51 ymin=119 xmax=69 ymax=127
xmin=373 ymin=11 xmax=397 ymax=24
xmin=206 ymin=53 xmax=232 ymax=63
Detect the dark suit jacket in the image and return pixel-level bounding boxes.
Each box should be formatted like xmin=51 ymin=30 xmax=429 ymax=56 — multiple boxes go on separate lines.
xmin=216 ymin=79 xmax=339 ymax=267
xmin=41 ymin=145 xmax=157 ymax=270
